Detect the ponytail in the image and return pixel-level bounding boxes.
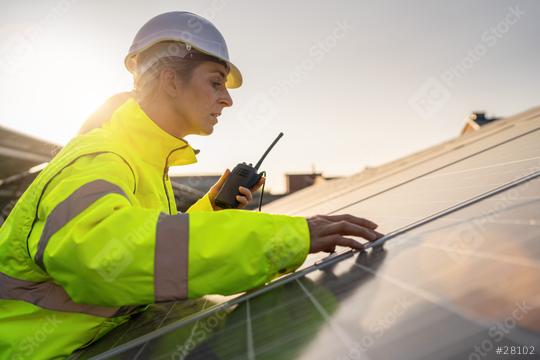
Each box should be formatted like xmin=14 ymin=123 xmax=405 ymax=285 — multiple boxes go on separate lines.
xmin=78 ymin=91 xmax=133 ymax=135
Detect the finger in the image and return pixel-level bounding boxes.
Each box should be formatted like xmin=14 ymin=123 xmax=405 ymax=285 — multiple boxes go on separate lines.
xmin=238 ymin=187 xmax=253 ymax=202
xmin=236 ymin=195 xmax=248 ymax=207
xmin=311 ymin=235 xmax=338 ymax=253
xmin=320 ymin=221 xmax=379 ymax=241
xmin=220 ymin=168 xmax=231 ymax=180
xmin=334 ymin=236 xmax=365 ymax=251
xmin=318 ymin=214 xmax=378 ymax=229
xmin=251 ymin=177 xmax=265 ymax=192
xmin=212 ymin=169 xmax=231 ymax=190
xmin=315 ymin=235 xmax=364 ymax=252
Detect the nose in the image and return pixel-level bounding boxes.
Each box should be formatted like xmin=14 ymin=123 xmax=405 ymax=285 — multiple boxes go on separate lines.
xmin=219 ymin=88 xmax=233 ymax=108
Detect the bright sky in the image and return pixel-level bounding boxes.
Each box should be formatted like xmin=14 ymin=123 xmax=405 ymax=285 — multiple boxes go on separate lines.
xmin=1 ymin=0 xmax=539 ymax=193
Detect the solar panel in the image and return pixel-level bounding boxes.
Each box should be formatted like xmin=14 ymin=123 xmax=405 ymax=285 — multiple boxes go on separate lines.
xmin=263 ymin=114 xmax=539 ymax=216
xmin=301 ymin=122 xmax=540 ymax=267
xmin=297 ymin=127 xmax=540 ymax=217
xmin=82 ymin=173 xmax=539 ymax=360
xmin=329 ymin=128 xmax=540 ymax=228
xmin=69 ymin=108 xmax=540 ymax=359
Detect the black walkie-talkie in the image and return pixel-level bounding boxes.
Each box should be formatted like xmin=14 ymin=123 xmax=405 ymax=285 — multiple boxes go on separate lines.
xmin=215 ymin=132 xmax=284 ymax=209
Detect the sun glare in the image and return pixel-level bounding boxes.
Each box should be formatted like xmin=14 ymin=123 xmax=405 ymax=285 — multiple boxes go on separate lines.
xmin=3 ymin=33 xmax=129 ymax=145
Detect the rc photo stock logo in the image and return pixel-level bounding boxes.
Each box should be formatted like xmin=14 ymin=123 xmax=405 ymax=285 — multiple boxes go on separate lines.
xmin=408 ymin=5 xmax=525 ymax=120
xmin=95 ymin=237 xmax=134 ymax=282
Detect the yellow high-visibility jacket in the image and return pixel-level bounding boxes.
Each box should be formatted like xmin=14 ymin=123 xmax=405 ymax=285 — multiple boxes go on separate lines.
xmin=0 ymin=98 xmax=310 ymax=359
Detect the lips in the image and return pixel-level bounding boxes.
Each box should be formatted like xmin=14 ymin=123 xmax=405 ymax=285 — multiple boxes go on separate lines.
xmin=210 ymin=113 xmax=220 ymax=124
xmin=211 ymin=113 xmax=221 ymax=123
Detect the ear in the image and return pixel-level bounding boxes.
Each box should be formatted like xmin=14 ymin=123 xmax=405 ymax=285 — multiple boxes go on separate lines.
xmin=159 ymin=68 xmax=179 ymax=99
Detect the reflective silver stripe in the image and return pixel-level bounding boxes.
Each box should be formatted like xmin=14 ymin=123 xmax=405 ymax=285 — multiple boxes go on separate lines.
xmin=0 ymin=271 xmax=136 ymax=317
xmin=154 ymin=213 xmax=189 ymax=301
xmin=35 ymin=179 xmax=129 ymax=270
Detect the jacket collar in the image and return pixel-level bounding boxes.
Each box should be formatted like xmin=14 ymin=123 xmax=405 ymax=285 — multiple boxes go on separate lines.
xmin=105 ymin=97 xmax=199 ymax=169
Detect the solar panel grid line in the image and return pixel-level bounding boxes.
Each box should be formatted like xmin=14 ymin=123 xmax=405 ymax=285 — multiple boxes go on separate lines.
xmin=419 ymin=243 xmax=540 ymax=270
xmin=108 ymin=317 xmax=139 ymax=350
xmin=246 ymin=300 xmax=255 ymax=360
xmin=86 ymin=252 xmax=357 ymax=359
xmin=149 ymin=300 xmax=211 ymax=360
xmin=420 ymin=155 xmax=540 ymax=179
xmin=376 ymin=202 xmax=540 ymax=228
xmin=379 ymin=240 xmax=539 ymax=295
xmin=289 ymin=138 xmax=540 ymax=220
xmin=315 ymin=170 xmax=539 ymax=276
xmin=347 ymin=171 xmax=534 ymax=219
xmin=347 ymin=233 xmax=540 ymax=339
xmin=301 ymin=248 xmax=503 ymax=360
xmin=292 ymin=120 xmax=539 ymax=216
xmin=369 ymin=169 xmax=540 ymax=204
xmin=263 ymin=116 xmax=539 ymax=215
xmin=87 ymin=306 xmax=235 ymax=359
xmin=297 ymin=126 xmax=540 ymax=217
xmin=262 ymin=120 xmax=520 ymax=213
xmin=363 ymin=168 xmax=540 ymax=251
xmin=442 ymin=198 xmax=540 ymax=230
xmin=296 ymin=279 xmax=363 ymax=351
xmin=519 ymin=107 xmax=540 ymax=122
xmin=350 ymin=262 xmax=500 ymax=336
xmin=130 ymin=302 xmax=179 ymax=360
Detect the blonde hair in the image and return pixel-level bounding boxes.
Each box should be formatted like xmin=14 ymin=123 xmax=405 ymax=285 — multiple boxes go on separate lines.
xmin=78 ymin=91 xmax=133 ymax=135
xmin=133 ymin=55 xmax=199 ymax=104
xmin=78 ymin=42 xmax=202 ymax=135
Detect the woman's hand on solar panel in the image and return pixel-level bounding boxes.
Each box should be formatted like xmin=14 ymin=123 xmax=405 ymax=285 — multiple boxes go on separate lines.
xmin=306 ymin=214 xmax=384 ymax=253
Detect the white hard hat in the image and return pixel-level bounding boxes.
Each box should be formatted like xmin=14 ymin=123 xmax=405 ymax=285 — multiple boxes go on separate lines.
xmin=125 ymin=11 xmax=242 ymax=88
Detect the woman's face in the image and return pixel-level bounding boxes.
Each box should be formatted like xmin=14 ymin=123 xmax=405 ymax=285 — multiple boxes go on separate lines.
xmin=172 ymin=61 xmax=233 ymax=136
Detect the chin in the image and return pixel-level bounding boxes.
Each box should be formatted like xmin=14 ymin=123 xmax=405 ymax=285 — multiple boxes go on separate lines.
xmin=198 ymin=127 xmax=214 ymax=136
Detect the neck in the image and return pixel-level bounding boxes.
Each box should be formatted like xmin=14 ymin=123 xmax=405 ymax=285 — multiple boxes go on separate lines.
xmin=138 ymin=96 xmax=190 ymax=139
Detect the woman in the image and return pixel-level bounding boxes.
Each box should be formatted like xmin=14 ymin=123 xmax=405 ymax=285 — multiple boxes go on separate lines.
xmin=0 ymin=12 xmax=383 ymax=359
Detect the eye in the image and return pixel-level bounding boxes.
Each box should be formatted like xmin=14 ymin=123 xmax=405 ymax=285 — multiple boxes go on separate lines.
xmin=211 ymin=80 xmax=223 ymax=89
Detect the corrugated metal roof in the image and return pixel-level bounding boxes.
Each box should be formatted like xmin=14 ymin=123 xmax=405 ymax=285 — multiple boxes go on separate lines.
xmin=0 ymin=125 xmax=60 ymax=181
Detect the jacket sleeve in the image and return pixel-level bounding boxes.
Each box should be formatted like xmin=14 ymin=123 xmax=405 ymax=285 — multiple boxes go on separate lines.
xmin=32 ymin=154 xmax=310 ymax=307
xmin=186 ymin=193 xmax=215 ymax=213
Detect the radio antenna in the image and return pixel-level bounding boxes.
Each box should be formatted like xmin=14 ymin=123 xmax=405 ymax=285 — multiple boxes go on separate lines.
xmin=254 ymin=132 xmax=284 ymax=170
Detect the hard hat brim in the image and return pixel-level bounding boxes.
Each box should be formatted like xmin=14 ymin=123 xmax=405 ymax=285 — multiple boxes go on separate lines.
xmin=225 ymin=62 xmax=242 ymax=89
xmin=124 ymin=48 xmax=243 ymax=89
